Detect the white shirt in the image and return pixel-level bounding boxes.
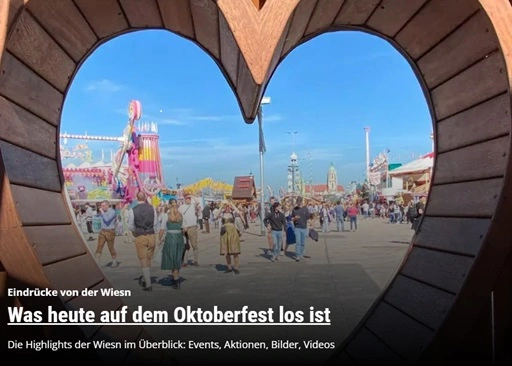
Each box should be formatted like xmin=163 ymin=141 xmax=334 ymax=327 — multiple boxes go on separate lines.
xmin=126 ymin=204 xmax=158 ymax=232
xmin=85 ymin=207 xmax=93 ymax=221
xmin=179 ymin=203 xmax=197 ymax=228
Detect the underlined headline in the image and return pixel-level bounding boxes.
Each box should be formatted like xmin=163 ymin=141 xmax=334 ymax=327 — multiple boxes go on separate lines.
xmin=8 ymin=305 xmax=331 ymax=325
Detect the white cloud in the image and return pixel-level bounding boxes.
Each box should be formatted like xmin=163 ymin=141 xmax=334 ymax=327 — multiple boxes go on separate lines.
xmin=85 ymin=79 xmax=123 ymax=92
xmin=261 ymin=113 xmax=284 ymax=122
xmin=160 ymin=142 xmax=258 ymax=163
xmin=187 ymin=114 xmax=241 ymax=122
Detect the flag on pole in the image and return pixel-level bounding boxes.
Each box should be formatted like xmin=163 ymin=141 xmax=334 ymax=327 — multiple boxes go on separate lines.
xmin=258 ymin=109 xmax=266 ymax=153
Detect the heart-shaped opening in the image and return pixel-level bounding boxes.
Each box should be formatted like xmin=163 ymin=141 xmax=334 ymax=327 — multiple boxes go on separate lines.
xmin=59 ymin=29 xmax=422 ymax=365
xmin=1 ymin=0 xmax=511 ymax=364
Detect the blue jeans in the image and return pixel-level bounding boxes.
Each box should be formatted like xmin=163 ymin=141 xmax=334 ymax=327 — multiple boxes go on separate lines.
xmin=349 ymin=216 xmax=357 ymax=230
xmin=271 ymin=230 xmax=283 ymax=258
xmin=294 ymin=228 xmax=307 ymax=258
xmin=336 ymin=218 xmax=344 ymax=231
xmin=321 ymin=218 xmax=329 ymax=233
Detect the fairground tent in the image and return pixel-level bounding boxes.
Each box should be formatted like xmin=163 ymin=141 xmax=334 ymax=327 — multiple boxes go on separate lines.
xmin=388 ymin=152 xmax=434 ymax=176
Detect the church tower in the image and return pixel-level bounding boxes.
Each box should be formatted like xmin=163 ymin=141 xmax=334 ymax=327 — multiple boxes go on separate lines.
xmin=327 ymin=163 xmax=337 ymax=193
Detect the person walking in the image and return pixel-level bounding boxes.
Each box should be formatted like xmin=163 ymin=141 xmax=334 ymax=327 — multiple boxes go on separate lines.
xmin=292 ymin=196 xmax=309 ymax=262
xmin=95 ymin=200 xmax=118 ymax=267
xmin=179 ymin=194 xmax=200 ymax=266
xmin=158 ymin=199 xmax=185 ymax=289
xmin=264 ymin=201 xmax=287 ymax=262
xmin=128 ymin=192 xmax=158 ymax=291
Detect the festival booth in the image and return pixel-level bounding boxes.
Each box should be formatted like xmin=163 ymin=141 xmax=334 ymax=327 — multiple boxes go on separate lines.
xmin=231 ymin=176 xmax=257 ymax=203
xmin=387 ymin=152 xmax=434 ymax=197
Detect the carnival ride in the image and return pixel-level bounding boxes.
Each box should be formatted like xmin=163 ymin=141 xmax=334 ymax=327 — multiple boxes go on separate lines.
xmin=60 ymin=100 xmax=170 ymax=206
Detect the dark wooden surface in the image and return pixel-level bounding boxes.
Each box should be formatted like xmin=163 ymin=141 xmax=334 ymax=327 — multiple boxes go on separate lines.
xmin=1 ymin=0 xmax=512 ymax=363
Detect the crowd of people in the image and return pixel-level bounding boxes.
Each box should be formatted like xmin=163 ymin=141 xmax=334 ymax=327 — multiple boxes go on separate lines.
xmin=75 ymin=193 xmax=427 ymax=292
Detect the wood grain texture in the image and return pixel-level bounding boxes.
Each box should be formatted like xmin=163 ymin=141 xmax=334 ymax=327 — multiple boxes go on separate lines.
xmin=366 ymin=0 xmax=428 ymax=37
xmin=0 ymin=141 xmax=61 ymax=192
xmin=43 ymin=254 xmax=105 ymax=302
xmin=436 ymin=93 xmax=510 ymax=153
xmin=0 ymin=96 xmax=57 ymax=159
xmin=365 ymin=302 xmax=434 ymax=363
xmin=346 ymin=327 xmax=407 ymax=364
xmin=400 ymin=247 xmax=474 ymax=294
xmin=6 ymin=0 xmax=28 ymax=37
xmin=0 ymin=51 xmax=62 ymax=125
xmin=236 ymin=54 xmax=261 ymax=117
xmin=23 ymin=225 xmax=87 ymax=265
xmin=304 ymin=0 xmax=344 ymax=36
xmin=395 ymin=0 xmax=480 ymax=59
xmin=385 ymin=275 xmax=454 ymax=330
xmin=190 ymin=0 xmax=220 ymax=59
xmin=218 ymin=0 xmax=299 ymax=84
xmin=119 ymin=0 xmax=163 ymax=28
xmin=27 ymin=0 xmax=97 ymax=62
xmin=74 ymin=0 xmax=129 ymax=38
xmin=427 ymin=178 xmax=502 ymax=217
xmin=157 ymin=0 xmax=195 ymax=38
xmin=281 ymin=0 xmax=318 ymax=56
xmin=417 ymin=11 xmax=499 ymax=89
xmin=332 ymin=0 xmax=380 ymax=26
xmin=7 ymin=10 xmax=75 ymax=93
xmin=218 ymin=10 xmax=239 ymax=87
xmin=434 ymin=136 xmax=508 ymax=184
xmin=432 ymin=51 xmax=507 ymax=121
xmin=9 ymin=185 xmax=70 ymax=225
xmin=415 ymin=217 xmax=490 ymax=256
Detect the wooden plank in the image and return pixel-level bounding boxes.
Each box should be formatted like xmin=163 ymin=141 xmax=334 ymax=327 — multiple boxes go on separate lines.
xmin=218 ymin=11 xmax=239 ymax=87
xmin=66 ymin=281 xmax=123 ymax=338
xmin=7 ymin=0 xmax=29 ymax=34
xmin=384 ymin=275 xmax=455 ymax=330
xmin=395 ymin=0 xmax=480 ymax=59
xmin=304 ymin=0 xmax=344 ymax=36
xmin=237 ymin=54 xmax=261 ymax=118
xmin=23 ymin=225 xmax=87 ymax=265
xmin=436 ymin=93 xmax=510 ymax=153
xmin=190 ymin=0 xmax=220 ymax=59
xmin=432 ymin=51 xmax=507 ymax=121
xmin=281 ymin=0 xmax=318 ymax=56
xmin=157 ymin=0 xmax=195 ymax=39
xmin=119 ymin=0 xmax=163 ymax=28
xmin=9 ymin=185 xmax=70 ymax=225
xmin=332 ymin=0 xmax=380 ymax=26
xmin=434 ymin=136 xmax=508 ymax=184
xmin=27 ymin=0 xmax=97 ymax=62
xmin=366 ymin=0 xmax=428 ymax=37
xmin=0 ymin=141 xmax=61 ymax=192
xmin=346 ymin=327 xmax=406 ymax=364
xmin=264 ymin=16 xmax=291 ymax=84
xmin=415 ymin=217 xmax=490 ymax=256
xmin=0 ymin=96 xmax=57 ymax=159
xmin=74 ymin=0 xmax=129 ymax=39
xmin=7 ymin=10 xmax=76 ymax=93
xmin=91 ymin=324 xmax=143 ymax=361
xmin=43 ymin=254 xmax=105 ymax=302
xmin=418 ymin=11 xmax=499 ymax=89
xmin=0 ymin=52 xmax=62 ymax=125
xmin=427 ymin=178 xmax=502 ymax=217
xmin=400 ymin=247 xmax=474 ymax=294
xmin=365 ymin=302 xmax=434 ymax=363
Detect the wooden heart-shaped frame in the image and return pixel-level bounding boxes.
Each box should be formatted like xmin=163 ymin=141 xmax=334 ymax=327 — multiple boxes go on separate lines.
xmin=1 ymin=0 xmax=512 ymax=363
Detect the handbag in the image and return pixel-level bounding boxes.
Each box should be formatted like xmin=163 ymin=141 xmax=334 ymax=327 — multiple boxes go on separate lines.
xmin=220 ymin=226 xmax=226 ymax=236
xmin=308 ymin=228 xmax=319 ymax=242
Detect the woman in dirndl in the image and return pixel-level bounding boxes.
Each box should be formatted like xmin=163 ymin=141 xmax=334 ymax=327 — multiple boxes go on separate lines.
xmin=216 ymin=202 xmax=241 ymax=274
xmin=158 ymin=199 xmax=185 ymax=289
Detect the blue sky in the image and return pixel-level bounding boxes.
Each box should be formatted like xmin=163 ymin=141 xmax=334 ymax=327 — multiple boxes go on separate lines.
xmin=61 ymin=29 xmax=433 ymax=191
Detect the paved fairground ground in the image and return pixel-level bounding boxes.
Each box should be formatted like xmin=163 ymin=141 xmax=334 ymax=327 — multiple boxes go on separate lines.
xmin=84 ymin=218 xmax=413 ymax=364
